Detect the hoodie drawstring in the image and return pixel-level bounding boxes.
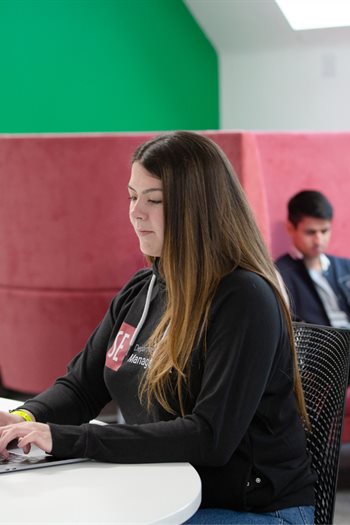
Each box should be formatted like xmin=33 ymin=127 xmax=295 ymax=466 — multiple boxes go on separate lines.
xmin=129 ymin=274 xmax=157 ymax=347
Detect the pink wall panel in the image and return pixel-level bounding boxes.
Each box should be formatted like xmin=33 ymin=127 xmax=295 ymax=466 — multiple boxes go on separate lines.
xmin=0 ymin=289 xmax=114 ymax=392
xmin=204 ymin=131 xmax=270 ymax=247
xmin=1 ymin=131 xmax=349 ymax=393
xmin=254 ymin=133 xmax=350 ymax=259
xmin=0 ymin=133 xmax=153 ymax=392
xmin=0 ymin=134 xmax=150 ymax=290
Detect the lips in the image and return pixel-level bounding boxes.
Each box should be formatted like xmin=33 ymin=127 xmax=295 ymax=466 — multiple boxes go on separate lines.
xmin=137 ymin=230 xmax=154 ymax=236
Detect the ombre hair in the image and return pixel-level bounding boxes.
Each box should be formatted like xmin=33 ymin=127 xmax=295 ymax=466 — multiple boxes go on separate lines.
xmin=132 ymin=131 xmax=308 ymax=422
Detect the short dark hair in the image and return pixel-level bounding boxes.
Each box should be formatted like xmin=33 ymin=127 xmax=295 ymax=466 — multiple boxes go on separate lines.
xmin=288 ymin=190 xmax=333 ymax=226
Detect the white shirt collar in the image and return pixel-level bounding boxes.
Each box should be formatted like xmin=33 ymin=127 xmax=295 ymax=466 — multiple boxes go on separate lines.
xmin=289 ymin=247 xmax=330 ymax=271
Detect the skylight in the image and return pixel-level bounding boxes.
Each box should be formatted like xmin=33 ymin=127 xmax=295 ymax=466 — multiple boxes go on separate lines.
xmin=275 ymin=0 xmax=350 ymax=30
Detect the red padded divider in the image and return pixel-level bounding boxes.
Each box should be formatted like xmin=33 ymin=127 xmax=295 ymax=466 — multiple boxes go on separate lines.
xmin=0 ymin=288 xmax=115 ymax=392
xmin=254 ymin=133 xmax=350 ymax=259
xmin=205 ymin=131 xmax=270 ymax=248
xmin=0 ymin=133 xmax=152 ymax=392
xmin=2 ymin=131 xmax=350 ymax=397
xmin=0 ymin=134 xmax=149 ymax=289
xmin=342 ymin=388 xmax=350 ymax=443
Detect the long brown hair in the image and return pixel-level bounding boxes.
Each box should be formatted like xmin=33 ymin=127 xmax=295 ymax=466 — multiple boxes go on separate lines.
xmin=132 ymin=131 xmax=308 ymax=422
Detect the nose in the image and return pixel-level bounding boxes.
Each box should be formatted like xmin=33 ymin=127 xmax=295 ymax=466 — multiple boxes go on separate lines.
xmin=313 ymin=231 xmax=325 ymax=246
xmin=314 ymin=231 xmax=323 ymax=242
xmin=130 ymin=199 xmax=147 ymax=221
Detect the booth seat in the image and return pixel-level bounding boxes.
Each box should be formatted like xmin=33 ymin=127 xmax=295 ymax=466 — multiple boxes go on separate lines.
xmin=243 ymin=132 xmax=350 ymax=445
xmin=0 ymin=131 xmax=269 ymax=394
xmin=0 ymin=131 xmax=349 ymax=444
xmin=0 ymin=134 xmax=147 ymax=392
xmin=232 ymin=131 xmax=350 ymax=445
xmin=342 ymin=388 xmax=350 ymax=444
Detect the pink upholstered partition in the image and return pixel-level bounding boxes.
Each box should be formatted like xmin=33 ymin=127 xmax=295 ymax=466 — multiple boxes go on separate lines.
xmin=229 ymin=131 xmax=350 ymax=446
xmin=0 ymin=131 xmax=270 ymax=393
xmin=252 ymin=132 xmax=350 ymax=259
xmin=206 ymin=131 xmax=350 ymax=260
xmin=1 ymin=131 xmax=350 ymax=398
xmin=205 ymin=132 xmax=270 ymax=246
xmin=343 ymin=389 xmax=350 ymax=443
xmin=0 ymin=134 xmax=149 ymax=392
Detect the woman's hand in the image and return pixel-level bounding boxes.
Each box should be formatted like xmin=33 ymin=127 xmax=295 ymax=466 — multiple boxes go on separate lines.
xmin=0 ymin=410 xmax=25 ymax=426
xmin=0 ymin=421 xmax=53 ymax=460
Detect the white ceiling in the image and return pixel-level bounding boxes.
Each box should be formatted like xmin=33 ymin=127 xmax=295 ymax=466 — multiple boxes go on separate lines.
xmin=184 ymin=0 xmax=350 ymax=52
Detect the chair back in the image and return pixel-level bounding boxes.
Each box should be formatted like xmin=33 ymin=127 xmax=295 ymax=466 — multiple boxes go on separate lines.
xmin=293 ymin=322 xmax=350 ymax=525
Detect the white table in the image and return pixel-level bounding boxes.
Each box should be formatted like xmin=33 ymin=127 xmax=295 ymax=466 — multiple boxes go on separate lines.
xmin=0 ymin=397 xmax=201 ymax=525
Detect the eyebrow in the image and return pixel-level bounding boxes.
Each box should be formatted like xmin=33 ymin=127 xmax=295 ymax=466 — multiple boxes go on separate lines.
xmin=128 ymin=184 xmax=163 ymax=195
xmin=304 ymin=228 xmax=330 ymax=233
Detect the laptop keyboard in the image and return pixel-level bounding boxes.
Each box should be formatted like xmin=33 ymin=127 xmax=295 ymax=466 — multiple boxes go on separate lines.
xmin=0 ymin=451 xmax=45 ymax=465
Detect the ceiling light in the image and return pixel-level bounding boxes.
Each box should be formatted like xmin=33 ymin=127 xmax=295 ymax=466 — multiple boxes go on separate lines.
xmin=275 ymin=0 xmax=350 ymax=30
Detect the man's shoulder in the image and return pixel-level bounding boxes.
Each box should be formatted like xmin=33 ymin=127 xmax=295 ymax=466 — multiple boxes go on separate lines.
xmin=275 ymin=253 xmax=298 ymax=269
xmin=327 ymin=254 xmax=350 ymax=270
xmin=275 ymin=254 xmax=307 ymax=286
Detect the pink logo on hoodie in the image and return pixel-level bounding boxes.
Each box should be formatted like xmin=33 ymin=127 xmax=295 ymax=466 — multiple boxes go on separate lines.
xmin=105 ymin=322 xmax=136 ymax=371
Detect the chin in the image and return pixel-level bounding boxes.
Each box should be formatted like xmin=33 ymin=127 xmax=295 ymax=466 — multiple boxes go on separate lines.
xmin=139 ymin=243 xmax=161 ymax=257
xmin=140 ymin=247 xmax=160 ymax=258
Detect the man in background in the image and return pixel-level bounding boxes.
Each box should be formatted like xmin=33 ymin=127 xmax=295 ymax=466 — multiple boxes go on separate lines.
xmin=276 ymin=190 xmax=350 ymax=328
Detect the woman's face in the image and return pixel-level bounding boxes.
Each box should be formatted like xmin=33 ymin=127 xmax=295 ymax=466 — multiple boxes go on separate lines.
xmin=128 ymin=162 xmax=164 ymax=257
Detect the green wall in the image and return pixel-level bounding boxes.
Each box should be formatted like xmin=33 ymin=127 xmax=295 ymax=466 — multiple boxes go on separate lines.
xmin=0 ymin=0 xmax=218 ymax=132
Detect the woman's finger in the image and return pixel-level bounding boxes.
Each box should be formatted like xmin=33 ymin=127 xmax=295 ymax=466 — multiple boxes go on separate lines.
xmin=0 ymin=422 xmax=52 ymax=455
xmin=18 ymin=440 xmax=31 ymax=454
xmin=17 ymin=427 xmax=52 ymax=454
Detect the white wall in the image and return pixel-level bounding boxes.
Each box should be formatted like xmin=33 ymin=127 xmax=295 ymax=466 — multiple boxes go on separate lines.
xmin=185 ymin=0 xmax=350 ymax=131
xmin=220 ymin=45 xmax=350 ymax=130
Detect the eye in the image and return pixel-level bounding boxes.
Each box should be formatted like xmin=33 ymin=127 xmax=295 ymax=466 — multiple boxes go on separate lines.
xmin=128 ymin=195 xmax=137 ymax=202
xmin=148 ymin=199 xmax=162 ymax=205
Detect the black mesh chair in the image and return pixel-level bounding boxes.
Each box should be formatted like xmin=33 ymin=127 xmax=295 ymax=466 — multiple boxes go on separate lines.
xmin=293 ymin=322 xmax=350 ymax=525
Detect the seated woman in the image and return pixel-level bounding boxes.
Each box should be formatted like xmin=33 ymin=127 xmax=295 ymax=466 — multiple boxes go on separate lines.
xmin=0 ymin=131 xmax=315 ymax=524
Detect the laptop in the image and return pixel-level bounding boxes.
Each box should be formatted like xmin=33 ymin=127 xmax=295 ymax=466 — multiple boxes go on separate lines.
xmin=0 ymin=415 xmax=106 ymax=474
xmin=0 ymin=443 xmax=90 ymax=474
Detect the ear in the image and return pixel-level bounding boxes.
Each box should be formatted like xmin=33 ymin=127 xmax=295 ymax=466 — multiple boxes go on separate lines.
xmin=285 ymin=220 xmax=296 ymax=236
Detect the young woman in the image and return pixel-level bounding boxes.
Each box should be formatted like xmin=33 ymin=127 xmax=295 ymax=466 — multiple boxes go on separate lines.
xmin=0 ymin=131 xmax=315 ymax=524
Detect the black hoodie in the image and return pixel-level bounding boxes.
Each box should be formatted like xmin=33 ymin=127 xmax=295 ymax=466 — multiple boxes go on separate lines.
xmin=21 ymin=265 xmax=315 ymax=512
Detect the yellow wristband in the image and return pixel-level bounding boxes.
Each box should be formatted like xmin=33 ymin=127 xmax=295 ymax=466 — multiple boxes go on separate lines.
xmin=9 ymin=409 xmax=33 ymax=422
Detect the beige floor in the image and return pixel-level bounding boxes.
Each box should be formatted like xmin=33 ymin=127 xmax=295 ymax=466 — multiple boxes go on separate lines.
xmin=334 ymin=490 xmax=350 ymax=525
